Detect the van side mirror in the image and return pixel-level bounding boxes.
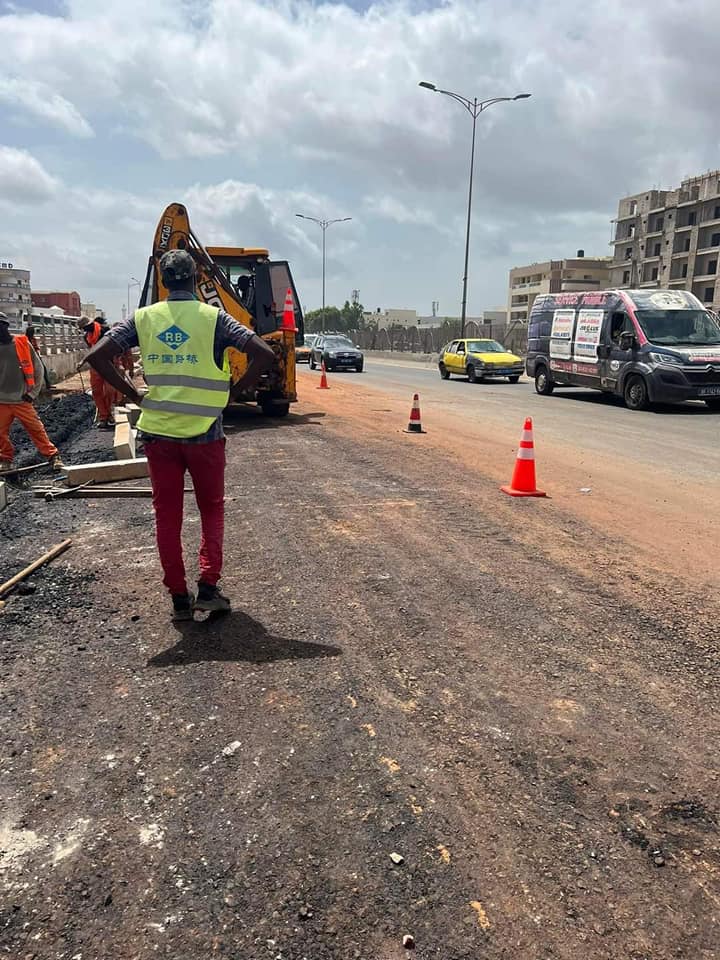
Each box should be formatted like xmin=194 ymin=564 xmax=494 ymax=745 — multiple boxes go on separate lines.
xmin=619 ymin=331 xmax=636 ymax=351
xmin=597 ymin=343 xmax=611 ymax=359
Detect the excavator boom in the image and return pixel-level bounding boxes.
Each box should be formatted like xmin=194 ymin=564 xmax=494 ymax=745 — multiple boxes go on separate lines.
xmin=140 ymin=203 xmax=300 ymax=415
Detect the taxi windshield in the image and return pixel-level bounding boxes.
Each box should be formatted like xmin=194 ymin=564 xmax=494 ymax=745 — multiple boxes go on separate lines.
xmin=467 ymin=340 xmax=505 ymax=353
xmin=636 ymin=309 xmax=720 ymax=346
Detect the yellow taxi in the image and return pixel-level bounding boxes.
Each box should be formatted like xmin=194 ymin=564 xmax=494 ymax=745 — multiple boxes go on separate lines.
xmin=295 ymin=334 xmax=317 ymax=364
xmin=438 ymin=338 xmax=524 ymax=384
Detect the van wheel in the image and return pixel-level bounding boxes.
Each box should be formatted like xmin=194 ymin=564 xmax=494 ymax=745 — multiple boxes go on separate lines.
xmin=624 ymin=375 xmax=649 ymax=411
xmin=704 ymin=398 xmax=720 ymax=410
xmin=439 ymin=363 xmax=450 ymax=380
xmin=535 ymin=367 xmax=554 ymax=395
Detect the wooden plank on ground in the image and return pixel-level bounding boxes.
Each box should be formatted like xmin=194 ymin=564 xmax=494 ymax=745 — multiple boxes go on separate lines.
xmin=63 ymin=458 xmax=149 ymax=487
xmin=113 ymin=421 xmax=137 ymax=460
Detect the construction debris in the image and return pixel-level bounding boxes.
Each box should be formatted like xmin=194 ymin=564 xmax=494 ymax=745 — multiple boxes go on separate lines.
xmin=63 ymin=458 xmax=149 ymax=487
xmin=0 ymin=538 xmax=72 ymax=606
xmin=36 ymin=486 xmax=191 ymax=500
xmin=0 ymin=462 xmax=49 ymax=479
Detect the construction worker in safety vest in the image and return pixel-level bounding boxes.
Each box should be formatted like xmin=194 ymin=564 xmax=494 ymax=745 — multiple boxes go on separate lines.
xmin=0 ymin=312 xmax=64 ymax=472
xmin=77 ymin=315 xmax=115 ymax=428
xmin=85 ymin=249 xmax=275 ymax=621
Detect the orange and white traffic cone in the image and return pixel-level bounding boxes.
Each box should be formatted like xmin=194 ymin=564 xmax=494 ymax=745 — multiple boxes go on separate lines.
xmin=403 ymin=393 xmax=426 ymax=434
xmin=280 ymin=287 xmax=297 ymax=332
xmin=501 ymin=417 xmax=547 ymax=497
xmin=317 ymin=360 xmax=330 ymax=390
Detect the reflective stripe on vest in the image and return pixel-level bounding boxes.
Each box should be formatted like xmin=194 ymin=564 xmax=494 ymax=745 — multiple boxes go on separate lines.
xmin=14 ymin=335 xmax=36 ymax=390
xmin=135 ymin=300 xmax=230 ymax=439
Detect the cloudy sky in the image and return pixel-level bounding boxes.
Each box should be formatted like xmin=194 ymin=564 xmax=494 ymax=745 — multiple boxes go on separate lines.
xmin=1 ymin=0 xmax=719 ymax=320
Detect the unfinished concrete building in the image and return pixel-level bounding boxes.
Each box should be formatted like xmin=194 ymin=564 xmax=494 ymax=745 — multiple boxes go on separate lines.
xmin=610 ymin=171 xmax=720 ymax=310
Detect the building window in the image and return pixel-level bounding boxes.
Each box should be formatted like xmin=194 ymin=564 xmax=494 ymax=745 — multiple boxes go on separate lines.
xmin=630 ymin=200 xmax=637 ymax=215
xmin=709 ymin=260 xmax=718 ymax=274
xmin=689 ymin=211 xmax=697 ymax=225
xmin=625 ymin=247 xmax=632 ymax=259
xmin=651 ymin=268 xmax=659 ymax=281
xmin=684 ymin=237 xmax=691 ymax=252
xmin=682 ymin=263 xmax=688 ymax=278
xmin=713 ymin=233 xmax=720 ymax=248
xmin=705 ymin=287 xmax=715 ymax=302
xmin=623 ymin=270 xmax=630 ymax=284
xmin=654 ymin=243 xmax=661 ymax=256
xmin=715 ymin=205 xmax=720 ymax=219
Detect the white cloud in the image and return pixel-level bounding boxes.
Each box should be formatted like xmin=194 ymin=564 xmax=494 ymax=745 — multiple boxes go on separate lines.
xmin=2 ymin=0 xmax=720 ymax=317
xmin=0 ymin=77 xmax=94 ymax=138
xmin=0 ymin=146 xmax=58 ymax=206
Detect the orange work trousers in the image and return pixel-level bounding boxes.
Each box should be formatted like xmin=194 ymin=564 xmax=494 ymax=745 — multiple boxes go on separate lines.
xmin=90 ymin=369 xmax=115 ymax=422
xmin=0 ymin=402 xmax=58 ymax=461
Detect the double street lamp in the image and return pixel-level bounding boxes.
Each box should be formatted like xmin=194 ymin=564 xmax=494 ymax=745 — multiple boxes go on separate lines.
xmin=419 ymin=81 xmax=531 ymax=339
xmin=295 ymin=213 xmax=352 ymax=329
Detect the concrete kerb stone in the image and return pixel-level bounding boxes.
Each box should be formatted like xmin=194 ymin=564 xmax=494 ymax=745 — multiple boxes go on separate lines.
xmin=0 ymin=481 xmax=7 ymax=513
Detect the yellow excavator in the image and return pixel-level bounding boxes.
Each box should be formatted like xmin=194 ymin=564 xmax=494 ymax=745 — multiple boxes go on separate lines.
xmin=139 ymin=202 xmax=303 ymax=416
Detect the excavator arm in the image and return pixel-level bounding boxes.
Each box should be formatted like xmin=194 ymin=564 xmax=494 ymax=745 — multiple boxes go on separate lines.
xmin=140 ymin=203 xmax=297 ymax=413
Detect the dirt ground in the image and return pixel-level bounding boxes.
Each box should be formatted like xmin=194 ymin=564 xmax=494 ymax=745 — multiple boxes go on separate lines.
xmin=0 ymin=373 xmax=718 ymax=960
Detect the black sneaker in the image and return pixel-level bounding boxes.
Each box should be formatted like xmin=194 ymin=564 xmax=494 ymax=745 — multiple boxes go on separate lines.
xmin=171 ymin=591 xmax=195 ymax=622
xmin=194 ymin=583 xmax=231 ymax=614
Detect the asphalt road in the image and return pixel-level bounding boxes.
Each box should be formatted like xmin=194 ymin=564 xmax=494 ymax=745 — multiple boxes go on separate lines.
xmin=307 ymin=356 xmax=720 ymax=482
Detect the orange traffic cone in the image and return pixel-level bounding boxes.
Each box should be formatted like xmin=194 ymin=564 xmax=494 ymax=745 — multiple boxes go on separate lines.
xmin=501 ymin=417 xmax=547 ymax=497
xmin=403 ymin=393 xmax=426 ymax=434
xmin=317 ymin=360 xmax=330 ymax=389
xmin=280 ymin=287 xmax=297 ymax=332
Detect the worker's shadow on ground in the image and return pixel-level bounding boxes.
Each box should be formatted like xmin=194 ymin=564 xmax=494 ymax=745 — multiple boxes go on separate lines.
xmin=223 ymin=408 xmax=327 ymax=435
xmin=147 ymin=610 xmax=341 ymax=668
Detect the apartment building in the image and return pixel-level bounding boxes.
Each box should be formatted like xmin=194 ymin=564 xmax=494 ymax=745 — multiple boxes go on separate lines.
xmin=610 ymin=171 xmax=720 ymax=310
xmin=0 ymin=262 xmax=32 ymax=325
xmin=508 ymin=252 xmax=612 ymax=323
xmin=31 ymin=290 xmax=82 ymax=315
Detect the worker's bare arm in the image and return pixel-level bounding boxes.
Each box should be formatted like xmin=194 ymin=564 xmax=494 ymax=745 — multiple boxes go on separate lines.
xmin=86 ymin=338 xmax=143 ymax=405
xmin=229 ymin=336 xmax=275 ymax=399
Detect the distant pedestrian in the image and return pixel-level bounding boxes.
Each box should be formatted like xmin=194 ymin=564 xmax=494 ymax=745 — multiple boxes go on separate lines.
xmin=85 ymin=249 xmax=275 ymax=620
xmin=0 ymin=312 xmax=64 ymax=472
xmin=77 ymin=315 xmax=114 ymax=428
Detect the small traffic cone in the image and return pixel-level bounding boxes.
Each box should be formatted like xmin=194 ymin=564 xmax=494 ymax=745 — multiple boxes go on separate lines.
xmin=280 ymin=287 xmax=297 ymax=332
xmin=501 ymin=417 xmax=547 ymax=497
xmin=317 ymin=360 xmax=330 ymax=389
xmin=403 ymin=393 xmax=426 ymax=434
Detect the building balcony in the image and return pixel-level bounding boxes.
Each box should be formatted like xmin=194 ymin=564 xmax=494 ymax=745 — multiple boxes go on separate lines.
xmin=699 ymin=216 xmax=720 ymax=228
xmin=615 ymin=211 xmax=639 ymax=222
xmin=697 ymin=244 xmax=720 ymax=253
xmin=612 ymin=235 xmax=636 ymax=245
xmin=644 ymin=229 xmax=664 ymax=238
xmin=693 ymin=272 xmax=718 ymax=282
xmin=675 ymin=223 xmax=694 ymax=232
xmin=671 ymin=250 xmax=691 ymax=259
xmin=668 ymin=277 xmax=688 ymax=285
xmin=642 ymin=255 xmax=661 ymax=262
xmin=640 ymin=279 xmax=660 ymax=287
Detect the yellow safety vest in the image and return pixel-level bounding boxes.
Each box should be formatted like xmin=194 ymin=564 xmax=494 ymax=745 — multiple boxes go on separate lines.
xmin=135 ymin=300 xmax=230 ymax=439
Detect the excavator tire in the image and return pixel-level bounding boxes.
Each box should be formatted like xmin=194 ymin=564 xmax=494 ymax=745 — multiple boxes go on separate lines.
xmin=259 ymin=400 xmax=290 ymax=418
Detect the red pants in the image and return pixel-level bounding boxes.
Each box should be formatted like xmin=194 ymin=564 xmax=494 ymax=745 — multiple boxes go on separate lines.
xmin=145 ymin=438 xmax=226 ymax=595
xmin=0 ymin=402 xmax=58 ymax=461
xmin=90 ymin=368 xmax=114 ymax=422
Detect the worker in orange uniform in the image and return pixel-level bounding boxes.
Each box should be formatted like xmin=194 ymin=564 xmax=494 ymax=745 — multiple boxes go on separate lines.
xmin=0 ymin=312 xmax=64 ymax=472
xmin=78 ymin=315 xmax=115 ymax=428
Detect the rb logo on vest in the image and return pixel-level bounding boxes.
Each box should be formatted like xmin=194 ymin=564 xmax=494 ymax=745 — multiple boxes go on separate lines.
xmin=157 ymin=325 xmax=190 ymax=350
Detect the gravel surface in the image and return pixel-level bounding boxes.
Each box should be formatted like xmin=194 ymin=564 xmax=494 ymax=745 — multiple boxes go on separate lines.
xmin=0 ymin=390 xmax=718 ymax=959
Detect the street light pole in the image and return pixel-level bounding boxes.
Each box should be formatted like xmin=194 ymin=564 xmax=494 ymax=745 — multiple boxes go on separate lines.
xmin=419 ymin=82 xmax=531 ymax=340
xmin=127 ymin=277 xmax=141 ymax=320
xmin=295 ymin=214 xmax=352 ymax=331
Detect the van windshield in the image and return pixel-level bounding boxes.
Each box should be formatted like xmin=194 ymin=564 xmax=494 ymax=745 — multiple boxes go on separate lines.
xmin=635 ymin=309 xmax=720 ymax=346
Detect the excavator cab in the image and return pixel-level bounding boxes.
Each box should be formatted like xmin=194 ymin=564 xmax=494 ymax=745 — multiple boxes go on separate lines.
xmin=140 ymin=205 xmax=303 ymax=417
